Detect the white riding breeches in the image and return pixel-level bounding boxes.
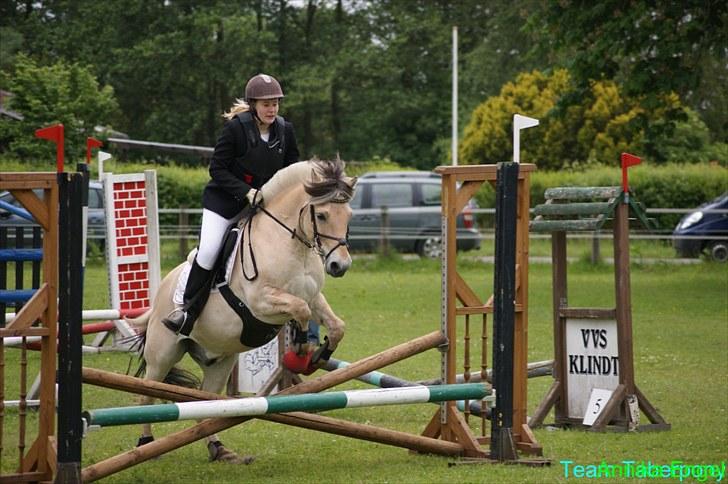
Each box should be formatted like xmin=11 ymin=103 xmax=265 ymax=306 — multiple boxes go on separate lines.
xmin=196 ymin=208 xmax=244 ymax=270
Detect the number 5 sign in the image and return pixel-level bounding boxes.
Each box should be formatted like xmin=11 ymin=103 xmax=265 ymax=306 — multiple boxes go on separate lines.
xmin=583 ymin=388 xmax=615 ymax=426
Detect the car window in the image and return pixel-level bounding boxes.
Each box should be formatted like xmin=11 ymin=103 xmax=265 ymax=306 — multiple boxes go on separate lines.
xmin=88 ymin=188 xmax=104 ymax=209
xmin=421 ymin=183 xmax=441 ymax=206
xmin=349 ymin=185 xmax=363 ymax=209
xmin=371 ymin=183 xmax=412 ymax=208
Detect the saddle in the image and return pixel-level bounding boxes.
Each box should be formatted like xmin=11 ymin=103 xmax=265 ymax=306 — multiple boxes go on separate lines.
xmin=173 ymin=221 xmax=282 ymax=348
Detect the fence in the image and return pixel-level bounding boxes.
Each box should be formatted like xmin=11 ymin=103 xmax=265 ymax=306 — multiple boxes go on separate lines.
xmin=145 ymin=207 xmax=726 ymax=258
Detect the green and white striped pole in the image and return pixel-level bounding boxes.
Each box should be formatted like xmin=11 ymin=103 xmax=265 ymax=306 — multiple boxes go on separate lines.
xmin=83 ymin=383 xmax=490 ymax=428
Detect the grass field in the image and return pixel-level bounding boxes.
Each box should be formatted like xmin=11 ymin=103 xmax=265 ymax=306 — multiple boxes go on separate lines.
xmin=2 ymin=251 xmax=726 ymax=483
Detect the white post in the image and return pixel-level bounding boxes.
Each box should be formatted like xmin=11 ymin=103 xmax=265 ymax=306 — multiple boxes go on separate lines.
xmin=512 ymin=114 xmax=539 ymax=164
xmin=451 ymin=25 xmax=458 ymax=166
xmin=98 ymin=151 xmax=112 ymax=180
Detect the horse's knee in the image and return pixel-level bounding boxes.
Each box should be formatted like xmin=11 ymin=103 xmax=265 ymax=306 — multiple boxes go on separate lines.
xmin=326 ymin=320 xmax=345 ymax=349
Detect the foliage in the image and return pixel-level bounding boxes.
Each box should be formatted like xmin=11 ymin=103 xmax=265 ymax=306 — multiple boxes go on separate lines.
xmin=461 ymin=69 xmax=721 ymax=170
xmin=0 ymin=0 xmax=724 ymax=169
xmin=528 ymin=0 xmax=728 ymax=141
xmin=0 ymin=55 xmax=118 ymax=161
xmin=460 ymin=69 xmax=571 ymax=167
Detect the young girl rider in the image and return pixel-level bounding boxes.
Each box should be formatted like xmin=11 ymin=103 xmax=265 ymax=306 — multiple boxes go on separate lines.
xmin=163 ymin=73 xmax=299 ymax=335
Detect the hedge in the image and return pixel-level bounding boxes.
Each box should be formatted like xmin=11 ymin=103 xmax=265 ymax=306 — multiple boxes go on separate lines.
xmin=1 ymin=157 xmax=725 ymax=230
xmin=474 ymin=162 xmax=727 ymax=229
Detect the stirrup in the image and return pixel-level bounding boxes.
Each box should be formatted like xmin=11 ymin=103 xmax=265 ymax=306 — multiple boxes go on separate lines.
xmin=162 ymin=308 xmax=187 ymax=334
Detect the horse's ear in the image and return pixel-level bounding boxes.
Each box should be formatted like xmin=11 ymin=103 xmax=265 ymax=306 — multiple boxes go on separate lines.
xmin=345 ymin=176 xmax=358 ymax=189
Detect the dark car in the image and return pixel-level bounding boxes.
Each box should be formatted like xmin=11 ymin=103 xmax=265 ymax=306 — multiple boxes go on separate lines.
xmin=348 ymin=171 xmax=481 ymax=258
xmin=673 ymin=193 xmax=728 ymax=262
xmin=0 ymin=180 xmax=106 ymax=246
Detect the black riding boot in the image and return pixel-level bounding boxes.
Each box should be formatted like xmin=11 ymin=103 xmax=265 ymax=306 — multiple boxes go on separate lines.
xmin=162 ymin=259 xmax=213 ymax=336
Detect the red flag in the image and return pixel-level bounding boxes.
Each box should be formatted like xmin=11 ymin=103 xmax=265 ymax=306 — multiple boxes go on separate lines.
xmin=620 ymin=152 xmax=641 ymax=193
xmin=86 ymin=137 xmax=103 ymax=164
xmin=35 ymin=124 xmax=65 ymax=172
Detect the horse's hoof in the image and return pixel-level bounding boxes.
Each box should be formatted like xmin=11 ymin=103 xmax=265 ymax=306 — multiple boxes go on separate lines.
xmin=208 ymin=441 xmax=255 ymax=465
xmin=137 ymin=435 xmax=154 ymax=447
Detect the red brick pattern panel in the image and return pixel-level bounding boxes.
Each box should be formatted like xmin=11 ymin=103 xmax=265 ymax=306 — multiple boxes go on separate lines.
xmin=111 ymin=180 xmax=150 ymax=310
xmin=116 ymin=262 xmax=150 ymax=310
xmin=113 ymin=181 xmax=148 ymax=258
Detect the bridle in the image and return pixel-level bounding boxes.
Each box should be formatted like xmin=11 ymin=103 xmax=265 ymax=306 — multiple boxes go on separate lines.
xmin=241 ymin=200 xmax=349 ymax=281
xmin=299 ymin=204 xmax=350 ymax=261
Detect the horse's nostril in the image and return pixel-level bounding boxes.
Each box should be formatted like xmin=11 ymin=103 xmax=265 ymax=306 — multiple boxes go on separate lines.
xmin=329 ymin=261 xmax=340 ymax=273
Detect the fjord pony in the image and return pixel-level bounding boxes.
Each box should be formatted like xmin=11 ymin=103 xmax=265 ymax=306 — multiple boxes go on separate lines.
xmin=128 ymin=159 xmax=356 ymax=462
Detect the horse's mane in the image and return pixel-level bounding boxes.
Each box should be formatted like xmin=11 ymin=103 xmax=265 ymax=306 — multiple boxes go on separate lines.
xmin=260 ymin=159 xmax=356 ymax=205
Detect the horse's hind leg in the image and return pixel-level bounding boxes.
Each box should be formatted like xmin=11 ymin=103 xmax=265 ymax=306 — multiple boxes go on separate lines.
xmin=138 ymin=326 xmax=187 ymax=446
xmin=190 ymin=350 xmax=255 ymax=465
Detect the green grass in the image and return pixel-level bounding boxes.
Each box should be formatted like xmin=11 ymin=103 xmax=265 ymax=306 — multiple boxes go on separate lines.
xmin=2 ymin=256 xmax=726 ymax=483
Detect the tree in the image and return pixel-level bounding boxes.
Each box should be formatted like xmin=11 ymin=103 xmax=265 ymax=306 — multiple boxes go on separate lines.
xmin=0 ymin=55 xmax=119 ymax=161
xmin=529 ymin=0 xmax=728 ymax=142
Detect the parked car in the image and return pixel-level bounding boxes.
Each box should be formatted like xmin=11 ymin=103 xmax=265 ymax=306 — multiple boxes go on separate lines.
xmin=348 ymin=171 xmax=482 ymax=258
xmin=672 ymin=193 xmax=728 ymax=262
xmin=0 ymin=180 xmax=106 ymax=246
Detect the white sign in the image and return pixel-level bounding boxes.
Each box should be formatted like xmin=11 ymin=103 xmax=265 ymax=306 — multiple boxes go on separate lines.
xmin=565 ymin=319 xmax=619 ymax=419
xmin=238 ymin=337 xmax=279 ymax=394
xmin=512 ymin=114 xmax=539 ymax=164
xmin=582 ymin=388 xmax=614 ymax=426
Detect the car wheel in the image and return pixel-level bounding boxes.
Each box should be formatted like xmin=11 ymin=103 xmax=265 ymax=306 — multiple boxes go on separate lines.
xmin=708 ymin=241 xmax=728 ymax=262
xmin=416 ymin=235 xmax=442 ymax=259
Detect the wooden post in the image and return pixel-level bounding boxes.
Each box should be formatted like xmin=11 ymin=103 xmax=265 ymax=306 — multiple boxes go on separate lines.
xmin=56 ymin=173 xmax=84 ymax=483
xmin=379 ymin=206 xmax=390 ymax=256
xmin=490 ymin=162 xmax=519 ymax=461
xmin=178 ymin=205 xmax=189 ymax=260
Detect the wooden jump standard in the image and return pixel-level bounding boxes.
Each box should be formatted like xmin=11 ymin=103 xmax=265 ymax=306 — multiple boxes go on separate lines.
xmin=0 ymin=172 xmax=84 ymax=483
xmin=431 ymin=164 xmax=541 ymax=459
xmin=528 ymin=155 xmax=670 ymax=432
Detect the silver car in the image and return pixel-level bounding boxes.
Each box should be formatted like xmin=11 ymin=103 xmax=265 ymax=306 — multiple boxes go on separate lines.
xmin=348 ymin=171 xmax=481 ymax=258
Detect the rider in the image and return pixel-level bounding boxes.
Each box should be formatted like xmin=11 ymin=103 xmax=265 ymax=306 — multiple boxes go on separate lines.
xmin=163 ymin=73 xmax=300 ymax=335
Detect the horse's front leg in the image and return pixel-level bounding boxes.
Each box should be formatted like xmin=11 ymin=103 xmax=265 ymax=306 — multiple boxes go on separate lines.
xmin=254 ymin=286 xmax=312 ymax=333
xmin=309 ymin=292 xmax=345 ymax=351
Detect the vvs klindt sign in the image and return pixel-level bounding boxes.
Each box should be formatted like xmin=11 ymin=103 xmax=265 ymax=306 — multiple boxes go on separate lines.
xmin=565 ymin=319 xmax=619 ymax=419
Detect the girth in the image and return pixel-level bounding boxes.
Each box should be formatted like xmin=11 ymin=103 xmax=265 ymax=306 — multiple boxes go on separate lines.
xmin=214 ymin=222 xmax=282 ymax=348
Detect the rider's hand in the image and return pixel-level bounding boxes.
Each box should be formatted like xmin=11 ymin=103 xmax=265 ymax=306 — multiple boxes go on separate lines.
xmin=246 ymin=189 xmax=263 ymax=207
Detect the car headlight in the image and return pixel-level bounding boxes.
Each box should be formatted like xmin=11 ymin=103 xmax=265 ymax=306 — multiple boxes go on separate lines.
xmin=678 ymin=211 xmax=703 ymax=230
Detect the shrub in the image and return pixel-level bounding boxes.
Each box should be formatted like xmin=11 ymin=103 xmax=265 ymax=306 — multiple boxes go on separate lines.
xmin=460 ymin=69 xmax=720 ymax=170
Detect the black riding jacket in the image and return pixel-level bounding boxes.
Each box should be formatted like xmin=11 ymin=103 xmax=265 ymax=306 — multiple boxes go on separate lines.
xmin=203 ymin=112 xmax=300 ymax=218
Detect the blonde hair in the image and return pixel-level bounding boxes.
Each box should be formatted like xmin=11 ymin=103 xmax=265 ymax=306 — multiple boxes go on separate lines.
xmin=222 ymin=98 xmax=251 ymax=120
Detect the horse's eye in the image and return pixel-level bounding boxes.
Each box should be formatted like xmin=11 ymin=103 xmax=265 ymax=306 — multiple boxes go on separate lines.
xmin=316 ymin=213 xmax=327 ymax=222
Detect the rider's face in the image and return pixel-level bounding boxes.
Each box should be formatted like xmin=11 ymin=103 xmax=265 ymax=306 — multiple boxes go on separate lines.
xmin=254 ymin=99 xmax=280 ymax=127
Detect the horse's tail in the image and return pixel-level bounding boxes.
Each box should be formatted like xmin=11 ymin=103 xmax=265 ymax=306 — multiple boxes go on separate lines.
xmin=125 ymin=309 xmax=152 ymax=331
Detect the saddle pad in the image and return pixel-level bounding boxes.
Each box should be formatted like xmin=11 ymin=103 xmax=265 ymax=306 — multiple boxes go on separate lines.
xmin=173 ymin=229 xmax=243 ymax=305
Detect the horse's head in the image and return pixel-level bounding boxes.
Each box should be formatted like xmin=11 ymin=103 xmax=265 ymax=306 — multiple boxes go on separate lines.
xmin=304 ymin=159 xmax=357 ymax=277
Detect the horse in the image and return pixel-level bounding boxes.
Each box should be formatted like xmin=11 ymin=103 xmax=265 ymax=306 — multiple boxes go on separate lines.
xmin=127 ymin=159 xmax=357 ymax=463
